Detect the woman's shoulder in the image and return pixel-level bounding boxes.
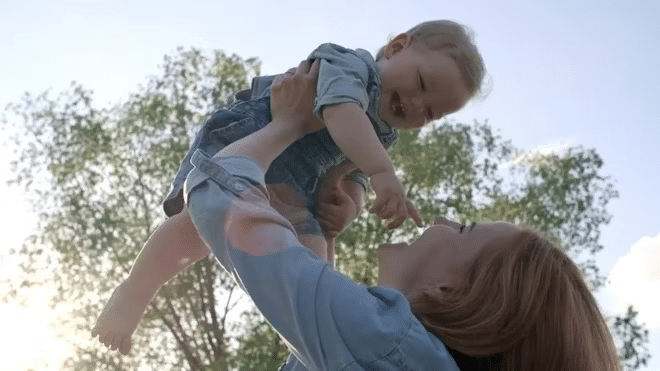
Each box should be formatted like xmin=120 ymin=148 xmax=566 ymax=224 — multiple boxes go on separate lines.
xmin=364 ymin=286 xmax=460 ymax=369
xmin=316 ymin=279 xmax=459 ymax=368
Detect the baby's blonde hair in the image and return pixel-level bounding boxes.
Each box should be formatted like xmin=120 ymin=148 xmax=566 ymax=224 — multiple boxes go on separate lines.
xmin=377 ymin=20 xmax=487 ymax=99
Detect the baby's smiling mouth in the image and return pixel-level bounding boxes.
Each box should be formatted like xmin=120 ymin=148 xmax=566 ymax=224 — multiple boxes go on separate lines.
xmin=391 ymin=91 xmax=405 ymax=118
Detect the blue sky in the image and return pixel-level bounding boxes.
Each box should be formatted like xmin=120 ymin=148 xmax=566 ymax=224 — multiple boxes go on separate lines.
xmin=1 ymin=0 xmax=658 ymax=369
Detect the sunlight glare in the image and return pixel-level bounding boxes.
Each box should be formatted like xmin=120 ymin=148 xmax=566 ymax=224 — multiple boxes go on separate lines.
xmin=0 ymin=300 xmax=71 ymax=371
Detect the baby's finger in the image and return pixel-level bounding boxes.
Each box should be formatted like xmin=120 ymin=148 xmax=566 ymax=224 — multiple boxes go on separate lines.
xmin=388 ymin=200 xmax=410 ymax=229
xmin=406 ymin=200 xmax=424 ymax=227
xmin=369 ymin=196 xmax=386 ymax=214
xmin=387 ymin=210 xmax=407 ymax=229
xmin=377 ymin=198 xmax=398 ymax=220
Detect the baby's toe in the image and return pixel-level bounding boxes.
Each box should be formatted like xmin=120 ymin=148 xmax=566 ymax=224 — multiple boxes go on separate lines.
xmin=119 ymin=336 xmax=131 ymax=355
xmin=99 ymin=332 xmax=111 ymax=347
xmin=110 ymin=335 xmax=120 ymax=351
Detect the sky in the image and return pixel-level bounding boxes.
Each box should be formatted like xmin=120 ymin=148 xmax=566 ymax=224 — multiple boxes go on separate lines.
xmin=1 ymin=0 xmax=658 ymax=369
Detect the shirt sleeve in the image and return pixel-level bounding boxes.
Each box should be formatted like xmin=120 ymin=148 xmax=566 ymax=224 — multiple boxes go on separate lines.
xmin=184 ymin=151 xmax=458 ymax=370
xmin=309 ymin=43 xmax=371 ymax=119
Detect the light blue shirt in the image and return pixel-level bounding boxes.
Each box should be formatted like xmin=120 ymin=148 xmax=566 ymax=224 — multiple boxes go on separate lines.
xmin=184 ymin=152 xmax=460 ymax=370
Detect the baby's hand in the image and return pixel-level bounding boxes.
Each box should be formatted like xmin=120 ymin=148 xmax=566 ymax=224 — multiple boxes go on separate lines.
xmin=368 ymin=171 xmax=423 ymax=229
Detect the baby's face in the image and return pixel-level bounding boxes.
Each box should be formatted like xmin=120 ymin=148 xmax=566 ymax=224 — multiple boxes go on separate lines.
xmin=377 ymin=40 xmax=470 ymax=130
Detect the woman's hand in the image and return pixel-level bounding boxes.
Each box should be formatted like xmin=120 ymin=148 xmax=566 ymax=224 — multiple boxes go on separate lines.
xmin=270 ymin=59 xmax=325 ymax=140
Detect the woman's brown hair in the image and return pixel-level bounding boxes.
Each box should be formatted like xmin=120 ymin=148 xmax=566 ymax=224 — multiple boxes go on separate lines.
xmin=410 ymin=229 xmax=620 ymax=370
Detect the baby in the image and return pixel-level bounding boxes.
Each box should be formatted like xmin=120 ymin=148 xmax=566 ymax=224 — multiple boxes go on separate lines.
xmin=92 ymin=20 xmax=486 ymax=354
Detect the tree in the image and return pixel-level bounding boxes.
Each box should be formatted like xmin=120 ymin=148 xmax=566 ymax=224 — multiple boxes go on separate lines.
xmin=226 ymin=307 xmax=290 ymax=370
xmin=4 ymin=47 xmax=260 ymax=370
xmin=3 ymin=47 xmax=650 ymax=370
xmin=613 ymin=306 xmax=651 ymax=370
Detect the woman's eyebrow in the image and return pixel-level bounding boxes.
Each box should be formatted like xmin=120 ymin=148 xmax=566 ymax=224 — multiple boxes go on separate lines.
xmin=469 ymin=222 xmax=477 ymax=232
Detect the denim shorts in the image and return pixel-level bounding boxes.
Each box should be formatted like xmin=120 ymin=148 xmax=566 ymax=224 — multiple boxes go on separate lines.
xmin=163 ymin=97 xmax=323 ymax=237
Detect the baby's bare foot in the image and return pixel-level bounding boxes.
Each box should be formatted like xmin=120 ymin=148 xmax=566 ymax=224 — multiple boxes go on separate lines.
xmin=91 ymin=281 xmax=153 ymax=355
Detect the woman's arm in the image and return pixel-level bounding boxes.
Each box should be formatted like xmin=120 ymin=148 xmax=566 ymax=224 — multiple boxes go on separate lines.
xmin=183 ymin=60 xmax=457 ymax=370
xmin=215 ymin=60 xmax=324 ymax=172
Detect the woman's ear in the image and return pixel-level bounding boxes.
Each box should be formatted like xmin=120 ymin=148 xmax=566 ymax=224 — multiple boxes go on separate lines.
xmin=382 ymin=33 xmax=412 ymax=59
xmin=408 ymin=284 xmax=454 ymax=310
xmin=430 ymin=285 xmax=453 ymax=297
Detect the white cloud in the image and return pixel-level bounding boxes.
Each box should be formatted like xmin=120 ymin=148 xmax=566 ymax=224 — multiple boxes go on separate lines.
xmin=606 ymin=233 xmax=660 ymax=329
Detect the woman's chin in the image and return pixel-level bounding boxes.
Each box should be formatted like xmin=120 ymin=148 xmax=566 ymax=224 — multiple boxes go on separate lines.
xmin=377 ymin=242 xmax=408 ymax=250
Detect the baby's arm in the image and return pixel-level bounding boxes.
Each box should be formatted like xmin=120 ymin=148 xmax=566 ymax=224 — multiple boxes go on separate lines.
xmin=322 ymin=103 xmax=422 ymax=228
xmin=323 ymin=103 xmax=392 ymax=176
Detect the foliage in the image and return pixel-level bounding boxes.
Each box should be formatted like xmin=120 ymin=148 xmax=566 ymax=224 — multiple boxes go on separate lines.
xmin=613 ymin=306 xmax=651 ymax=370
xmin=226 ymin=308 xmax=290 ymax=370
xmin=2 ymin=47 xmax=649 ymax=370
xmin=4 ymin=47 xmax=259 ymax=370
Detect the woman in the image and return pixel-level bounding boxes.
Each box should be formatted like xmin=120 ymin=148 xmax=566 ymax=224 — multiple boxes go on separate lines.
xmin=183 ymin=60 xmax=620 ymax=370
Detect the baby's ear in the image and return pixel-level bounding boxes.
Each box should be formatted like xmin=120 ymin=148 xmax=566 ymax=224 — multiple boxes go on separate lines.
xmin=383 ymin=33 xmax=412 ymax=58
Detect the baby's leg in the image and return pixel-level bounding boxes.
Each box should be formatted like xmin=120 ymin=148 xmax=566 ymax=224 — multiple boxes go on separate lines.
xmin=92 ymin=205 xmax=209 ymax=354
xmin=267 ymin=183 xmax=329 ymax=263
